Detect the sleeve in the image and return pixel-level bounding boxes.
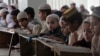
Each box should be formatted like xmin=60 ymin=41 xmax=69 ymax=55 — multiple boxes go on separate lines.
xmin=68 ymin=32 xmax=78 ymax=46
xmin=32 ymin=24 xmax=42 ymax=35
xmin=40 ymin=23 xmax=48 ymax=34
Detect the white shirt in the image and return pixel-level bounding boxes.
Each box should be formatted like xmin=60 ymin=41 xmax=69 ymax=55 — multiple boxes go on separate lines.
xmin=6 ymin=14 xmax=15 ymax=28
xmin=0 ymin=18 xmax=7 ymax=27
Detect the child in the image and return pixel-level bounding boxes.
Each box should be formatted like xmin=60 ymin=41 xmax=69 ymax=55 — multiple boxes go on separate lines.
xmin=10 ymin=9 xmax=20 ymax=28
xmin=6 ymin=5 xmax=16 ymax=28
xmin=59 ymin=18 xmax=70 ymax=44
xmin=42 ymin=14 xmax=64 ymax=42
xmin=0 ymin=9 xmax=8 ymax=27
xmin=38 ymin=4 xmax=51 ymax=34
xmin=90 ymin=6 xmax=100 ymax=56
xmin=16 ymin=12 xmax=32 ymax=34
xmin=61 ymin=7 xmax=83 ymax=46
xmin=24 ymin=7 xmax=40 ymax=25
xmin=24 ymin=7 xmax=42 ymax=35
xmin=73 ymin=17 xmax=93 ymax=48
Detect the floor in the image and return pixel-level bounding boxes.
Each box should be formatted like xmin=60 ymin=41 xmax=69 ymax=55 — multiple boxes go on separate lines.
xmin=0 ymin=48 xmax=20 ymax=56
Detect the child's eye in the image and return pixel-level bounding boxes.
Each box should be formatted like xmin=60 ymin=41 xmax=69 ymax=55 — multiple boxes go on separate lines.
xmin=91 ymin=23 xmax=98 ymax=26
xmin=47 ymin=21 xmax=55 ymax=24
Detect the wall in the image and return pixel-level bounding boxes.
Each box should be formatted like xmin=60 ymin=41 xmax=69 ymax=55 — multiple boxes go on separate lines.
xmin=72 ymin=0 xmax=87 ymax=8
xmin=3 ymin=0 xmax=100 ymax=17
xmin=3 ymin=0 xmax=9 ymax=5
xmin=47 ymin=0 xmax=88 ymax=10
xmin=87 ymin=0 xmax=100 ymax=14
xmin=18 ymin=0 xmax=28 ymax=11
xmin=47 ymin=0 xmax=70 ymax=10
xmin=47 ymin=0 xmax=100 ymax=14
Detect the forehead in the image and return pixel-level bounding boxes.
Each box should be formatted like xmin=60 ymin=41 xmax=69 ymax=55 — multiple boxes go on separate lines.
xmin=90 ymin=16 xmax=100 ymax=22
xmin=46 ymin=17 xmax=58 ymax=22
xmin=18 ymin=18 xmax=27 ymax=22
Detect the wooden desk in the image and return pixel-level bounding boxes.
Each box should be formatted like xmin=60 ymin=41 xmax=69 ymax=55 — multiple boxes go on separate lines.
xmin=35 ymin=38 xmax=92 ymax=56
xmin=0 ymin=27 xmax=19 ymax=48
xmin=35 ymin=38 xmax=54 ymax=56
xmin=19 ymin=35 xmax=92 ymax=56
xmin=19 ymin=34 xmax=35 ymax=56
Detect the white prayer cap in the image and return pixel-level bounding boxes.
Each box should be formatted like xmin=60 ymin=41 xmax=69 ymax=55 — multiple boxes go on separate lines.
xmin=0 ymin=8 xmax=8 ymax=15
xmin=0 ymin=3 xmax=7 ymax=8
xmin=38 ymin=4 xmax=51 ymax=10
xmin=46 ymin=14 xmax=59 ymax=21
xmin=17 ymin=11 xmax=28 ymax=21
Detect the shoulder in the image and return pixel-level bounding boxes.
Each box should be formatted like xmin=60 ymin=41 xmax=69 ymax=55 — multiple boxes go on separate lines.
xmin=31 ymin=19 xmax=41 ymax=25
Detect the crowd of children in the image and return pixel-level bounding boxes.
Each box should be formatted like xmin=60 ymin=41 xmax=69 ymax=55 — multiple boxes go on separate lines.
xmin=0 ymin=2 xmax=99 ymax=56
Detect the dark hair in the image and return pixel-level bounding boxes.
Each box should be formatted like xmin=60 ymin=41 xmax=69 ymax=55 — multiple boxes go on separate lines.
xmin=62 ymin=12 xmax=83 ymax=26
xmin=71 ymin=3 xmax=76 ymax=6
xmin=53 ymin=11 xmax=62 ymax=17
xmin=39 ymin=9 xmax=51 ymax=16
xmin=11 ymin=9 xmax=20 ymax=16
xmin=11 ymin=5 xmax=16 ymax=9
xmin=61 ymin=5 xmax=69 ymax=9
xmin=24 ymin=7 xmax=35 ymax=19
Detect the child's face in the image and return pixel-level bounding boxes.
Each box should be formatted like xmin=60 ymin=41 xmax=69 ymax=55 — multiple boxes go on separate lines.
xmin=59 ymin=18 xmax=70 ymax=34
xmin=82 ymin=23 xmax=93 ymax=42
xmin=11 ymin=15 xmax=17 ymax=22
xmin=90 ymin=16 xmax=100 ymax=35
xmin=59 ymin=18 xmax=67 ymax=29
xmin=38 ymin=11 xmax=46 ymax=21
xmin=46 ymin=18 xmax=59 ymax=30
xmin=18 ymin=19 xmax=28 ymax=28
xmin=63 ymin=26 xmax=70 ymax=35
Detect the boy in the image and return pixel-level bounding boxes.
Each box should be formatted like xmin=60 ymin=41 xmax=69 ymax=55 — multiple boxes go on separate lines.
xmin=38 ymin=4 xmax=51 ymax=34
xmin=24 ymin=7 xmax=40 ymax=25
xmin=16 ymin=12 xmax=32 ymax=34
xmin=59 ymin=18 xmax=70 ymax=44
xmin=0 ymin=8 xmax=8 ymax=27
xmin=61 ymin=7 xmax=83 ymax=46
xmin=42 ymin=14 xmax=64 ymax=42
xmin=73 ymin=18 xmax=93 ymax=48
xmin=10 ymin=9 xmax=20 ymax=28
xmin=24 ymin=7 xmax=42 ymax=35
xmin=90 ymin=6 xmax=100 ymax=56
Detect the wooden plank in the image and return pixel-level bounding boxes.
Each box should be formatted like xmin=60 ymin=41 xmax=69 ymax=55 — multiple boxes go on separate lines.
xmin=19 ymin=34 xmax=34 ymax=56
